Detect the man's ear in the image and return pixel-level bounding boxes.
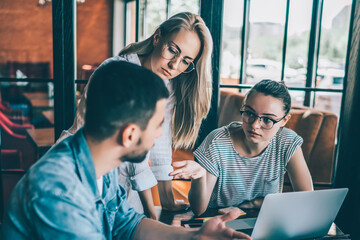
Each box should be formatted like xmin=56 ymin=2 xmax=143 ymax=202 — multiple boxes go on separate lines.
xmin=281 ymin=114 xmax=291 ymax=127
xmin=117 ymin=124 xmax=141 ymax=148
xmin=153 ymin=29 xmax=161 ymax=46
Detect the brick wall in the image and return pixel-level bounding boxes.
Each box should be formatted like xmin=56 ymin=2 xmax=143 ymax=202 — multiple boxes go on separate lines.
xmin=0 ymin=0 xmax=112 ymax=78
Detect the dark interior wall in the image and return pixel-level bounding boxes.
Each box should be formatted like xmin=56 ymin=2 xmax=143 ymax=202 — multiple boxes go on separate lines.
xmin=0 ymin=0 xmax=112 ymax=78
xmin=335 ymin=0 xmax=360 ymax=238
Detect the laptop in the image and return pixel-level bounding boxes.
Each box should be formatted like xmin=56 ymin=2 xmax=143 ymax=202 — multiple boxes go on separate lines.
xmin=226 ymin=188 xmax=348 ymax=240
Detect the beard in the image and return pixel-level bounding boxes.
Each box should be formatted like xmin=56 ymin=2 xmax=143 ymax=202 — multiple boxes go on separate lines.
xmin=120 ymin=138 xmax=148 ymax=163
xmin=120 ymin=151 xmax=148 ymax=163
xmin=120 ymin=138 xmax=149 ymax=163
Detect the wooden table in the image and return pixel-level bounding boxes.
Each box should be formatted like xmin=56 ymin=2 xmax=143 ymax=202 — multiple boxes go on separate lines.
xmin=27 ymin=98 xmax=53 ymax=108
xmin=42 ymin=110 xmax=54 ymax=125
xmin=23 ymin=91 xmax=53 ymax=108
xmin=23 ymin=92 xmax=49 ymax=100
xmin=26 ymin=128 xmax=55 ymax=159
xmin=23 ymin=92 xmax=54 ymax=127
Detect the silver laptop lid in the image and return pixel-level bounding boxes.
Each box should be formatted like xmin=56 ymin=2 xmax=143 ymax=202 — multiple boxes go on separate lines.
xmin=251 ymin=188 xmax=348 ymax=240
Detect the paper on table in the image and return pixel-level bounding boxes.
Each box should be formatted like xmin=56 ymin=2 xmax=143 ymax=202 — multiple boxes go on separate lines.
xmin=218 ymin=206 xmax=246 ymax=216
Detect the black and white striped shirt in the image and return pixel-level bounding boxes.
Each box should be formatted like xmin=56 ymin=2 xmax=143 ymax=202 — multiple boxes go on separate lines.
xmin=194 ymin=122 xmax=303 ymax=208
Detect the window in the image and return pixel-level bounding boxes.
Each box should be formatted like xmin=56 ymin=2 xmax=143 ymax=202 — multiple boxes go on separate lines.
xmin=220 ymin=0 xmax=351 ymax=117
xmin=169 ymin=0 xmax=199 ymax=16
xmin=0 ymin=0 xmax=55 ymax=177
xmin=220 ymin=0 xmax=243 ymax=87
xmin=0 ymin=0 xmax=54 ymax=128
xmin=124 ymin=0 xmax=200 ymax=44
xmin=285 ymin=0 xmax=313 ymax=106
xmin=246 ymin=0 xmax=286 ymax=84
xmin=314 ymin=0 xmax=351 ymax=116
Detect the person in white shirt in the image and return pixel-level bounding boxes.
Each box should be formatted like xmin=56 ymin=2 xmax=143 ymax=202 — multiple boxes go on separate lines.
xmin=57 ymin=12 xmax=213 ymax=219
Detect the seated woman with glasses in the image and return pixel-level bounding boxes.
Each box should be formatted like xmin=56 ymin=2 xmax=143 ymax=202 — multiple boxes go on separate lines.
xmin=58 ymin=12 xmax=213 ymax=219
xmin=170 ymin=79 xmax=313 ymax=216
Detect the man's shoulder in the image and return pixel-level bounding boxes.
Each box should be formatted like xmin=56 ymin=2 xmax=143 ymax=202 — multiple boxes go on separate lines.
xmin=106 ymin=54 xmax=141 ymax=66
xmin=25 ymin=141 xmax=80 ymax=197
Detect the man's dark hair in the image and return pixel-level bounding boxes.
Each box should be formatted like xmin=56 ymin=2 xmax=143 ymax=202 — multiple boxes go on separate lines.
xmin=84 ymin=60 xmax=169 ymax=141
xmin=244 ymin=79 xmax=291 ymax=115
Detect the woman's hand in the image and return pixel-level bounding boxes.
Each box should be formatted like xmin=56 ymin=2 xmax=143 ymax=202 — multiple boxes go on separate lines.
xmin=169 ymin=160 xmax=206 ymax=180
xmin=195 ymin=208 xmax=252 ymax=239
xmin=238 ymin=197 xmax=264 ymax=209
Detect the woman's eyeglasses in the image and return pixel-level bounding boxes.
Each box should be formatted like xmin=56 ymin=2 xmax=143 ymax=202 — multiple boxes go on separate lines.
xmin=161 ymin=42 xmax=195 ymax=73
xmin=240 ymin=110 xmax=287 ymax=130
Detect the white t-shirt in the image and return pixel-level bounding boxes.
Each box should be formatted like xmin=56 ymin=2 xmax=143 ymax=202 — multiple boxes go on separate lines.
xmin=97 ymin=177 xmax=103 ymax=197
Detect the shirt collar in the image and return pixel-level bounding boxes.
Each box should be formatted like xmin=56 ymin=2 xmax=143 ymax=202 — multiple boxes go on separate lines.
xmin=69 ymin=128 xmax=98 ymax=197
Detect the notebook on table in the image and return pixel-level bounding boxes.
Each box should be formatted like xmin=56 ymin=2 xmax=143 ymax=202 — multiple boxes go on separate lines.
xmin=226 ymin=188 xmax=348 ymax=240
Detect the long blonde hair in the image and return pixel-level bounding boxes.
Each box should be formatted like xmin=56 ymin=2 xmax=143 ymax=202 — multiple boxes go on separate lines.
xmin=119 ymin=12 xmax=213 ymax=149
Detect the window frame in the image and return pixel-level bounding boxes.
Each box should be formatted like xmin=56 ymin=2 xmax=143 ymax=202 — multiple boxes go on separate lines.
xmin=220 ymin=0 xmax=344 ymax=108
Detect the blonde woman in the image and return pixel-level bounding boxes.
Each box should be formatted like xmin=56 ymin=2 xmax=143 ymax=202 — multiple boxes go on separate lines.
xmin=58 ymin=12 xmax=213 ymax=219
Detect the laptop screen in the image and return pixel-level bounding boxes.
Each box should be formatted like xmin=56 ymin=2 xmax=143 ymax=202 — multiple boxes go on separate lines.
xmin=226 ymin=188 xmax=348 ymax=240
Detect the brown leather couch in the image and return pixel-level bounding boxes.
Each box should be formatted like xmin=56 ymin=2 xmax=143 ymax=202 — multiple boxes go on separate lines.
xmin=161 ymin=90 xmax=338 ymax=204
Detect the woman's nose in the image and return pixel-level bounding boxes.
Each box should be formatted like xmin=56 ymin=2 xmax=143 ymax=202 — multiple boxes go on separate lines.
xmin=168 ymin=57 xmax=181 ymax=70
xmin=251 ymin=117 xmax=262 ymax=129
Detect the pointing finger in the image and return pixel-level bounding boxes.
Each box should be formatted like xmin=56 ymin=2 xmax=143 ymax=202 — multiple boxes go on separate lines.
xmin=219 ymin=208 xmax=241 ymax=222
xmin=172 ymin=160 xmax=189 ymax=168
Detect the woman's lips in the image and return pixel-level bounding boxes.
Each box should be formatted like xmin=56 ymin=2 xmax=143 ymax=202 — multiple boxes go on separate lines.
xmin=249 ymin=130 xmax=260 ymax=137
xmin=162 ymin=68 xmax=171 ymax=77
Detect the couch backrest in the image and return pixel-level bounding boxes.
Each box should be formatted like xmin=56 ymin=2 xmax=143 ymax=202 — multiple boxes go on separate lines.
xmin=286 ymin=107 xmax=338 ymax=185
xmin=218 ymin=90 xmax=338 ymax=186
xmin=218 ymin=91 xmax=245 ymax=127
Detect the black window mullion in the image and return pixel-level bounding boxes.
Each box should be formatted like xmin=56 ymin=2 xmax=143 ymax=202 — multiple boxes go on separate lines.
xmin=239 ymin=0 xmax=250 ymax=85
xmin=280 ymin=0 xmax=290 ymax=81
xmin=311 ymin=0 xmax=324 ymax=108
xmin=197 ymin=0 xmax=224 ymax=147
xmin=304 ymin=0 xmax=323 ymax=107
xmin=135 ymin=0 xmax=140 ymax=42
xmin=124 ymin=1 xmax=128 ymax=46
xmin=52 ymin=0 xmax=76 ymax=141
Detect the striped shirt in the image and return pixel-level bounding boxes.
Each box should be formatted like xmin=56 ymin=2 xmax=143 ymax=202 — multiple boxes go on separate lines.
xmin=194 ymin=122 xmax=303 ymax=208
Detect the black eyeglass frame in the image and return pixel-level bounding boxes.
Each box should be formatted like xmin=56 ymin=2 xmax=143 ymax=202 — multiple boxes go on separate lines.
xmin=240 ymin=110 xmax=288 ymax=130
xmin=159 ymin=40 xmax=196 ymax=74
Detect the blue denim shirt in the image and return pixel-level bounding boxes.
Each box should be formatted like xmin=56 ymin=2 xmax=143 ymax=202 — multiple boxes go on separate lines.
xmin=2 ymin=128 xmax=145 ymax=239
